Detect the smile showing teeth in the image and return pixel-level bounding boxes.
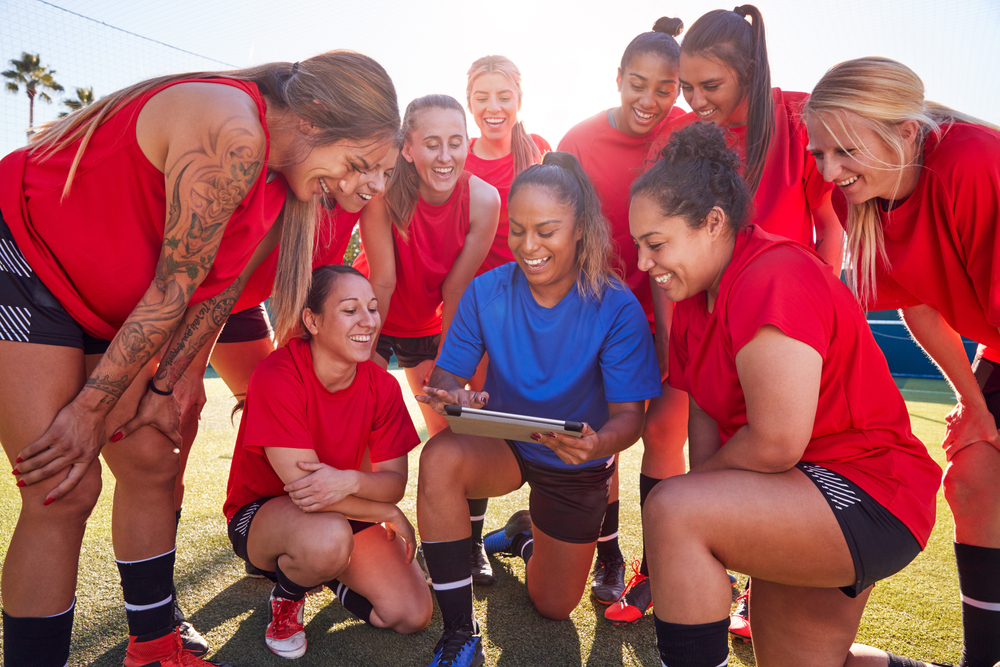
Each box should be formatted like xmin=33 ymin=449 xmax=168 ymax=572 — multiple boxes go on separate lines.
xmin=697 ymin=108 xmax=717 ymax=117
xmin=634 ymin=109 xmax=655 ymax=120
xmin=349 ymin=334 xmax=371 ymax=343
xmin=524 ymin=257 xmax=549 ymax=267
xmin=319 ymin=178 xmax=331 ymax=195
xmin=485 ymin=117 xmax=505 ymax=125
xmin=358 ymin=192 xmax=372 ymax=201
xmin=837 ymin=175 xmax=859 ymax=187
xmin=654 ymin=272 xmax=673 ymax=284
xmin=432 ymin=167 xmax=453 ymax=175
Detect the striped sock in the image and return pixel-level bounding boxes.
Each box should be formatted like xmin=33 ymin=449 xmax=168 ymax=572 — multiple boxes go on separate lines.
xmin=2 ymin=599 xmax=75 ymax=667
xmin=468 ymin=498 xmax=488 ymax=543
xmin=955 ymin=541 xmax=1000 ymax=667
xmin=117 ymin=550 xmax=175 ymax=640
xmin=327 ymin=579 xmax=374 ymax=624
xmin=597 ymin=500 xmax=622 ymax=561
xmin=423 ymin=538 xmax=474 ymax=631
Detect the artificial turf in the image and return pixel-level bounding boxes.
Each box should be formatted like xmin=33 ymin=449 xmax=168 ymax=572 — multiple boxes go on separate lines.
xmin=0 ymin=374 xmax=961 ymax=665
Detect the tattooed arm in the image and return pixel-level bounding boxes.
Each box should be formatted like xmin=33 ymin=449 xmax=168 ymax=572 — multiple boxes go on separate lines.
xmin=14 ymin=84 xmax=266 ymax=501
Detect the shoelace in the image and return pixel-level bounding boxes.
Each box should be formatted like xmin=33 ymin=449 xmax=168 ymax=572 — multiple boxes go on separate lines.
xmin=616 ymin=559 xmax=647 ymax=602
xmin=270 ymin=597 xmax=303 ymax=637
xmin=436 ymin=620 xmax=477 ymax=666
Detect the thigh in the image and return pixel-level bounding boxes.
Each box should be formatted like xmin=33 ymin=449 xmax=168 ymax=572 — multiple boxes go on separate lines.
xmin=246 ymin=495 xmax=352 ymax=570
xmin=419 ymin=431 xmax=524 ymax=500
xmin=337 ymin=523 xmax=431 ymax=618
xmin=750 ymin=579 xmax=870 ymax=667
xmin=210 ymin=337 xmax=276 ymax=398
xmin=526 ymin=529 xmax=597 ymax=620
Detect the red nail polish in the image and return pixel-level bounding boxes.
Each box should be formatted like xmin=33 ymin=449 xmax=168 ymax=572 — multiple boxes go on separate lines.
xmin=11 ymin=468 xmax=19 ymax=475
xmin=530 ymin=433 xmax=540 ymax=441
xmin=548 ymin=432 xmax=557 ymax=438
xmin=43 ymin=497 xmax=54 ymax=506
xmin=110 ymin=432 xmax=124 ymax=443
xmin=15 ymin=456 xmax=22 ymax=463
xmin=16 ymin=480 xmax=25 ymax=487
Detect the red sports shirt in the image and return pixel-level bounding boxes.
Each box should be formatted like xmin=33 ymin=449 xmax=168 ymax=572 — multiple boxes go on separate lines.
xmin=353 ymin=172 xmax=472 ymax=338
xmin=0 ymin=78 xmax=286 ymax=340
xmin=466 ymin=134 xmax=550 ymax=274
xmin=649 ymin=89 xmax=833 ymax=249
xmin=669 ymin=225 xmax=941 ymax=546
xmin=224 ymin=337 xmax=420 ymax=520
xmin=559 ymin=107 xmax=685 ymax=328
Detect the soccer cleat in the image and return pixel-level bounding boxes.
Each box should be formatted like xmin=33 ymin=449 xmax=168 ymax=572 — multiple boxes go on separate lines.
xmin=482 ymin=510 xmax=532 ymax=557
xmin=590 ymin=554 xmax=626 ymax=605
xmin=470 ymin=540 xmax=495 ymax=586
xmin=604 ymin=561 xmax=652 ymax=625
xmin=728 ymin=572 xmax=738 ymax=587
xmin=729 ymin=589 xmax=751 ymax=642
xmin=172 ymin=593 xmax=210 ymax=657
xmin=428 ymin=620 xmax=485 ymax=667
xmin=266 ymin=591 xmax=307 ymax=659
xmin=124 ymin=627 xmax=232 ymax=667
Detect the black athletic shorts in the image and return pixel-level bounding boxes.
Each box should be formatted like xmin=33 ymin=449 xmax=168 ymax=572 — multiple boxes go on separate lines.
xmin=0 ymin=210 xmax=111 ymax=354
xmin=227 ymin=496 xmax=377 ymax=580
xmin=504 ymin=439 xmax=615 ymax=544
xmin=375 ymin=332 xmax=440 ymax=368
xmin=797 ymin=462 xmax=921 ymax=597
xmin=972 ymin=354 xmax=1000 ymax=424
xmin=217 ymin=304 xmax=273 ymax=344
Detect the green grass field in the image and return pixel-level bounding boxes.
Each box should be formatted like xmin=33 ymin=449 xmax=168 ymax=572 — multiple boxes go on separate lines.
xmin=0 ymin=375 xmax=962 ymax=666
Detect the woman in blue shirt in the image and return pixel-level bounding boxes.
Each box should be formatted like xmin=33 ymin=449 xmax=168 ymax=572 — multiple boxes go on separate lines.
xmin=414 ymin=151 xmax=662 ymax=667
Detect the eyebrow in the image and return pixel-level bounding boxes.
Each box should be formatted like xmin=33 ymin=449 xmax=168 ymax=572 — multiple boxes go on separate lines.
xmin=636 ymin=231 xmax=663 ymax=241
xmin=473 ymin=88 xmax=514 ymax=96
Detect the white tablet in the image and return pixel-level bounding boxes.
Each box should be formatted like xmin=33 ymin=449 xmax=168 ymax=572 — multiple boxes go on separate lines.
xmin=443 ymin=405 xmax=584 ymax=442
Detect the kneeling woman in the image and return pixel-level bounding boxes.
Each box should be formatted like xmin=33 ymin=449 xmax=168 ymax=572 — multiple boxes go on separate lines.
xmin=223 ymin=265 xmax=432 ymax=659
xmin=416 ymin=152 xmax=661 ymax=666
xmin=630 ymin=123 xmax=942 ymax=666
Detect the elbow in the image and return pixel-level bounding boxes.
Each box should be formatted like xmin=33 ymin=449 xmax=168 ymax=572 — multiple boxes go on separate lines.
xmin=756 ymin=438 xmax=808 ymax=473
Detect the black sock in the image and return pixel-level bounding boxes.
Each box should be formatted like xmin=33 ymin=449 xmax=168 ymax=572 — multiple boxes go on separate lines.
xmin=596 ymin=500 xmax=622 ymax=561
xmin=174 ymin=508 xmax=182 ymax=529
xmin=468 ymin=498 xmax=488 ymax=543
xmin=511 ymin=532 xmax=533 ymax=564
xmin=955 ymin=541 xmax=1000 ymax=667
xmin=423 ymin=538 xmax=474 ymax=631
xmin=654 ymin=615 xmax=729 ymax=667
xmin=639 ymin=474 xmax=664 ymax=577
xmin=274 ymin=564 xmax=314 ymax=602
xmin=117 ymin=549 xmax=176 ymax=640
xmin=3 ymin=600 xmax=75 ymax=667
xmin=327 ymin=579 xmax=374 ymax=625
xmin=886 ymin=654 xmax=926 ymax=667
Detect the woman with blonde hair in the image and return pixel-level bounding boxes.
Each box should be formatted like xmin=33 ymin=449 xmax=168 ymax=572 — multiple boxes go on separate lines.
xmin=0 ymin=51 xmax=399 ymax=667
xmin=804 ymin=55 xmax=1000 ymax=667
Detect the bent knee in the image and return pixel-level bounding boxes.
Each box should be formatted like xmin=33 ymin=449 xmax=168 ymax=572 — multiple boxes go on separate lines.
xmin=297 ymin=525 xmax=354 ymax=577
xmin=418 ymin=434 xmax=468 ymax=485
xmin=373 ymin=593 xmax=433 ymax=634
xmin=944 ymin=446 xmax=1000 ymax=516
xmin=532 ymin=596 xmax=576 ymax=621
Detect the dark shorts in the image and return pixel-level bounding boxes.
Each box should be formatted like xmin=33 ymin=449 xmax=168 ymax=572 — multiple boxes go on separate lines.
xmin=0 ymin=211 xmax=111 ymax=354
xmin=797 ymin=462 xmax=921 ymax=597
xmin=503 ymin=439 xmax=615 ymax=544
xmin=375 ymin=332 xmax=440 ymax=368
xmin=217 ymin=304 xmax=273 ymax=344
xmin=227 ymin=496 xmax=376 ymax=580
xmin=972 ymin=354 xmax=1000 ymax=424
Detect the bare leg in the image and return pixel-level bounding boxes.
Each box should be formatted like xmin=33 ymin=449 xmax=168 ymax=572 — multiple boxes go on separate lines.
xmin=640 ymin=381 xmax=688 ymax=479
xmin=526 ymin=527 xmax=598 ymax=620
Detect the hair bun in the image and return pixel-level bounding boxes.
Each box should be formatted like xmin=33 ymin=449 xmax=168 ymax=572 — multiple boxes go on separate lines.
xmin=662 ymin=123 xmax=741 ymax=172
xmin=652 ymin=16 xmax=684 ymax=37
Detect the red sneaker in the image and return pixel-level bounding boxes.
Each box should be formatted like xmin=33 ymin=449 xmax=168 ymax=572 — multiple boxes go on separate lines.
xmin=604 ymin=561 xmax=652 ymax=625
xmin=266 ymin=591 xmax=306 ymax=659
xmin=124 ymin=627 xmax=231 ymax=666
xmin=729 ymin=589 xmax=751 ymax=642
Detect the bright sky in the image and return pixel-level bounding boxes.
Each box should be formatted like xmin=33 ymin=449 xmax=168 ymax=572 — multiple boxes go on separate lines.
xmin=2 ymin=0 xmax=998 ymax=158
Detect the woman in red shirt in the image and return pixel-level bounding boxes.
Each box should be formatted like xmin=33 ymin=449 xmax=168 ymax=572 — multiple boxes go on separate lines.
xmin=804 ymin=56 xmax=1000 ymax=667
xmin=355 ymin=94 xmax=500 ymax=436
xmin=224 ymin=265 xmax=431 ymax=660
xmin=630 ymin=122 xmax=941 ymax=667
xmin=0 ymin=53 xmax=399 ymax=667
xmin=559 ymin=15 xmax=689 ymax=615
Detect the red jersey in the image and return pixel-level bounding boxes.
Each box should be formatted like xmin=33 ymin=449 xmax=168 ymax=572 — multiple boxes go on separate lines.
xmin=669 ymin=226 xmax=941 ymax=546
xmin=865 ymin=123 xmax=1000 ymax=357
xmin=466 ymin=134 xmax=551 ymax=274
xmin=232 ymin=203 xmax=360 ymax=313
xmin=353 ymin=172 xmax=472 ymax=338
xmin=224 ymin=337 xmax=420 ymax=520
xmin=0 ymin=78 xmax=286 ymax=340
xmin=649 ymin=89 xmax=834 ymax=249
xmin=559 ymin=107 xmax=685 ymax=328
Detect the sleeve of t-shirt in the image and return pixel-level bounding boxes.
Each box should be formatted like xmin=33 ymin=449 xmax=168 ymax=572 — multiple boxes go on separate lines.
xmin=368 ymin=371 xmax=422 ymax=463
xmin=667 ymin=303 xmax=692 ymax=393
xmin=872 ymin=261 xmax=922 ymax=311
xmin=533 ymin=134 xmax=552 ymax=153
xmin=727 ymin=246 xmax=833 ymax=359
xmin=598 ymin=291 xmax=663 ymax=402
xmin=435 ymin=278 xmax=486 ymax=379
xmin=953 ymin=144 xmax=1000 ymax=326
xmin=242 ymin=357 xmax=313 ymax=451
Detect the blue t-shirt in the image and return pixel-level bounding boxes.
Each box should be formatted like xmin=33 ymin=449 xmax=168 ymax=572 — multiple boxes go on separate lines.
xmin=436 ymin=263 xmax=662 ymax=470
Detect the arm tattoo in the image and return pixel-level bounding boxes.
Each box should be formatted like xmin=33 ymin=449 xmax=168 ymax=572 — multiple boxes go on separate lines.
xmin=85 ymin=373 xmax=129 ymax=404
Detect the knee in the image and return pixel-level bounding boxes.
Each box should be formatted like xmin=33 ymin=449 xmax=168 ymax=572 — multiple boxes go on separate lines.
xmin=643 ymin=479 xmax=699 ymax=540
xmin=297 ymin=522 xmax=354 ymax=579
xmin=375 ymin=589 xmax=433 ymax=634
xmin=532 ymin=595 xmax=575 ymax=621
xmin=418 ymin=434 xmax=466 ymax=489
xmin=943 ymin=449 xmax=1000 ymax=518
xmin=20 ymin=461 xmax=102 ymax=526
xmin=112 ymin=438 xmax=181 ymax=489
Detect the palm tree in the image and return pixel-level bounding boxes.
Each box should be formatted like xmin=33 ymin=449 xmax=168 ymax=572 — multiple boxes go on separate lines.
xmin=59 ymin=87 xmax=95 ymax=118
xmin=3 ymin=52 xmax=64 ymax=136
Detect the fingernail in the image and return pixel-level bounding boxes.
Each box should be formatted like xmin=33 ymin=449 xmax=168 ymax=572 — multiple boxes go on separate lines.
xmin=548 ymin=432 xmax=557 ymax=438
xmin=530 ymin=433 xmax=540 ymax=441
xmin=16 ymin=480 xmax=25 ymax=487
xmin=110 ymin=432 xmax=123 ymax=442
xmin=15 ymin=456 xmax=22 ymax=463
xmin=43 ymin=497 xmax=53 ymax=506
xmin=11 ymin=468 xmax=19 ymax=475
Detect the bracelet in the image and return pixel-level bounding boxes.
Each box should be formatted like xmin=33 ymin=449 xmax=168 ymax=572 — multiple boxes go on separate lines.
xmin=147 ymin=379 xmax=174 ymax=396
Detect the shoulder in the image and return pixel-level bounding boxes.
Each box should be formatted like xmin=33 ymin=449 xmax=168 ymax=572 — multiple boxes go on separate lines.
xmin=469 ymin=174 xmax=501 ymax=209
xmin=248 ymin=345 xmax=300 ymax=393
xmin=531 ymin=134 xmax=552 ymax=152
xmin=925 ymin=123 xmax=1000 ymax=179
xmin=557 ymin=111 xmax=609 ymax=151
xmin=594 ymin=283 xmax=647 ymax=331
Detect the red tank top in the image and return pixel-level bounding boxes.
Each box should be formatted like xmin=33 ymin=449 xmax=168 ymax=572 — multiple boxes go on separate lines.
xmin=354 ymin=172 xmax=471 ymax=337
xmin=0 ymin=78 xmax=286 ymax=339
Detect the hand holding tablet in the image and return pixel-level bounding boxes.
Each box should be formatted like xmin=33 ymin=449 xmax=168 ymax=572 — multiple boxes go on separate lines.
xmin=443 ymin=405 xmax=584 ymax=443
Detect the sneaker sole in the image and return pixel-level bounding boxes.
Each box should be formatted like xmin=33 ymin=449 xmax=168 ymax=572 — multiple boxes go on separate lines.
xmin=728 ymin=630 xmax=752 ymax=643
xmin=590 ymin=589 xmax=622 ymax=606
xmin=267 ymin=640 xmax=307 ymax=659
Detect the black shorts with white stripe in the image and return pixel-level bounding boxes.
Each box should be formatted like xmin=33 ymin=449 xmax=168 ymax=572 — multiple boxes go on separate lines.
xmin=797 ymin=462 xmax=921 ymax=597
xmin=0 ymin=210 xmax=110 ymax=354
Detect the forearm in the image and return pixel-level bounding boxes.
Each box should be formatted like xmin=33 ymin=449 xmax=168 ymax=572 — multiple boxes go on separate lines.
xmin=438 ymin=287 xmax=465 ymax=353
xmin=346 ymin=468 xmax=408 ymax=504
xmin=590 ymin=408 xmax=645 ymax=460
xmin=901 ymin=305 xmax=982 ymax=406
xmin=315 ymin=494 xmax=403 ymax=524
xmin=693 ymin=424 xmax=802 ymax=474
xmin=427 ymin=366 xmax=467 ymax=393
xmin=812 ymin=203 xmax=845 ymax=276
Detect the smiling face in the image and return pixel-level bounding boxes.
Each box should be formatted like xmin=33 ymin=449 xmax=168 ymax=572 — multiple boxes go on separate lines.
xmin=629 ymin=193 xmax=732 ymax=303
xmin=282 ymin=136 xmax=392 ymax=206
xmin=805 ymin=109 xmax=921 ymax=205
xmin=402 ymin=107 xmax=468 ymax=204
xmin=679 ymin=51 xmax=747 ymax=127
xmin=304 ymin=273 xmax=380 ymax=365
xmin=508 ymin=184 xmax=583 ymax=305
xmin=329 ymin=145 xmax=400 ymax=213
xmin=616 ymin=52 xmax=680 ymax=136
xmin=468 ymin=72 xmax=520 ymax=144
